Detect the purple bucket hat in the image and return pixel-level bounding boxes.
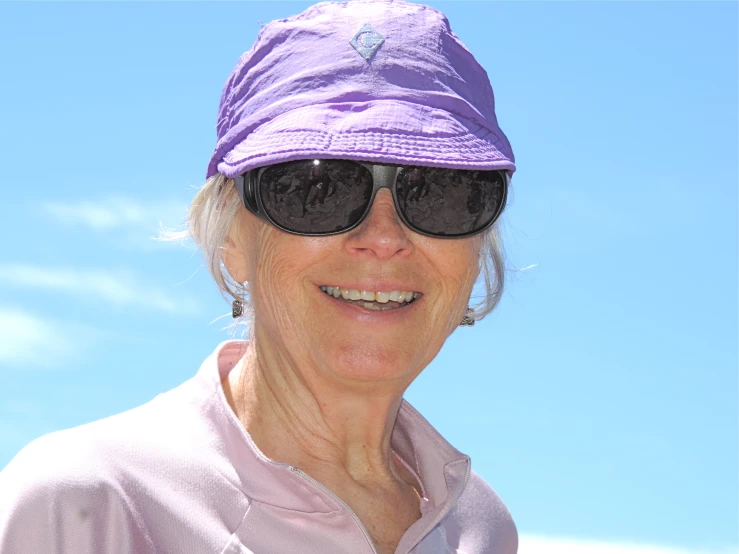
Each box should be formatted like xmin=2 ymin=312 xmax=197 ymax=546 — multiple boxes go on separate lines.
xmin=206 ymin=0 xmax=516 ymax=180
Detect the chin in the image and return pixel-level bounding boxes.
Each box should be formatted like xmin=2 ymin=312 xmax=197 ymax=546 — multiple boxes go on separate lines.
xmin=326 ymin=342 xmax=414 ymax=382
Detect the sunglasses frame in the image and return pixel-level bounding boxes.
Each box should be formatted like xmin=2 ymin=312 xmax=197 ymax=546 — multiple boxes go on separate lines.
xmin=233 ymin=159 xmax=509 ymax=239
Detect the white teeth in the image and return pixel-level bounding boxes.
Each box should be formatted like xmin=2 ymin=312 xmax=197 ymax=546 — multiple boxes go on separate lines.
xmin=375 ymin=291 xmax=390 ymax=304
xmin=322 ymin=286 xmax=419 ymax=304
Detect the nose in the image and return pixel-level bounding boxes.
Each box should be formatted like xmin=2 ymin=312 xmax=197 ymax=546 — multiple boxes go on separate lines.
xmin=344 ymin=171 xmax=411 ymax=260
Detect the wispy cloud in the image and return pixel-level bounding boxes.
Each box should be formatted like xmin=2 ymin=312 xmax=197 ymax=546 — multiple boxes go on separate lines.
xmin=43 ymin=196 xmax=187 ymax=233
xmin=519 ymin=534 xmax=735 ymax=554
xmin=0 ymin=308 xmax=99 ymax=369
xmin=0 ymin=264 xmax=198 ymax=314
xmin=41 ymin=196 xmax=194 ymax=251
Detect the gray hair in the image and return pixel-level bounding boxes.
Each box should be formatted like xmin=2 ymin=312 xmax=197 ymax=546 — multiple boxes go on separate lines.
xmin=160 ymin=173 xmax=508 ymax=339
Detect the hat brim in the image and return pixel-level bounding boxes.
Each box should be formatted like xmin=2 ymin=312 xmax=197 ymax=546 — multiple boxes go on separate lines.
xmin=215 ymin=100 xmax=516 ymax=179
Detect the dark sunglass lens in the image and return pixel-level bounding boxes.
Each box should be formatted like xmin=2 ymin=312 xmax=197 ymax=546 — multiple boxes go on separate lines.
xmin=396 ymin=167 xmax=505 ymax=236
xmin=259 ymin=160 xmax=373 ymax=234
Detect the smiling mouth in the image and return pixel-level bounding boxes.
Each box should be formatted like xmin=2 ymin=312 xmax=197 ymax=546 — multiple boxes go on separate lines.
xmin=319 ymin=286 xmax=421 ymax=311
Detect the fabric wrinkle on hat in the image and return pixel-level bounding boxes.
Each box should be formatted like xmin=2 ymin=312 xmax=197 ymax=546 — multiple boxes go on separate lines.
xmin=206 ymin=0 xmax=516 ymax=180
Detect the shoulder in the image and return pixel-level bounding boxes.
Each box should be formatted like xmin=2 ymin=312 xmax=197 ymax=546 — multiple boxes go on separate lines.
xmin=0 ymin=420 xmax=138 ymax=507
xmin=0 ymin=423 xmax=157 ymax=553
xmin=1 ymin=376 xmax=223 ymax=498
xmin=3 ymin=382 xmax=199 ymax=482
xmin=445 ymin=469 xmax=518 ymax=554
xmin=0 ymin=383 xmax=214 ymax=553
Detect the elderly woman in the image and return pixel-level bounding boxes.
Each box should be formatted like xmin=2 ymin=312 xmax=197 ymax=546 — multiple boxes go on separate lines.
xmin=0 ymin=1 xmax=517 ymax=553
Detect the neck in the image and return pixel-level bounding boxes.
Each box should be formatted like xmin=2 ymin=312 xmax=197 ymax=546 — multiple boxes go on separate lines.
xmin=223 ymin=334 xmax=410 ymax=487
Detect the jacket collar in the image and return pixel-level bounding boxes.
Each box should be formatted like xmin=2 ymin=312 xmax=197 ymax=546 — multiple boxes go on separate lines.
xmin=195 ymin=340 xmax=471 ymax=516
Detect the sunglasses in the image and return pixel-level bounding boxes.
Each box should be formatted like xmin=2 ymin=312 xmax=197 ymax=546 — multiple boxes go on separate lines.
xmin=234 ymin=159 xmax=508 ymax=239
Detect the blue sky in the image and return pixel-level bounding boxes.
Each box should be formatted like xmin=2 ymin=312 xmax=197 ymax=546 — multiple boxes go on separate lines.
xmin=0 ymin=1 xmax=736 ymax=553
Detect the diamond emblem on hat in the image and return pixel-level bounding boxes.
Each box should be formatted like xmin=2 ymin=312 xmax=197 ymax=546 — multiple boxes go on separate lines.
xmin=350 ymin=23 xmax=385 ymax=61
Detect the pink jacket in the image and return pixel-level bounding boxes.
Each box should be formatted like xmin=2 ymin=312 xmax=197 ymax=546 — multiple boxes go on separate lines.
xmin=0 ymin=340 xmax=517 ymax=553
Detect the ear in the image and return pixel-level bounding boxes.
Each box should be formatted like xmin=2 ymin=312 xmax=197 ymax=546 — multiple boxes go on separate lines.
xmin=222 ymin=217 xmax=250 ymax=285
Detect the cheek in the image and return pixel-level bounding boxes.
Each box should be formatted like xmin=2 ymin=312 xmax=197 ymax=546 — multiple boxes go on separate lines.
xmin=255 ymin=247 xmax=300 ymax=297
xmin=429 ymin=241 xmax=481 ymax=331
xmin=250 ymin=233 xmax=327 ymax=314
xmin=435 ymin=238 xmax=482 ymax=288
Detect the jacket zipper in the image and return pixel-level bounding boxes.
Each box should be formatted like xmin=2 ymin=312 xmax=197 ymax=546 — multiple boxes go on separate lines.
xmin=289 ymin=466 xmax=379 ymax=554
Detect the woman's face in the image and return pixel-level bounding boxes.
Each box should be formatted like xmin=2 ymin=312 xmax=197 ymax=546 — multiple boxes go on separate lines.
xmin=225 ymin=186 xmax=482 ymax=385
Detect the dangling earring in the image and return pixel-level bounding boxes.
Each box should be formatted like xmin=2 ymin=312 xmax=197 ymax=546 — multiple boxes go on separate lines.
xmin=459 ymin=306 xmax=475 ymax=327
xmin=232 ymin=281 xmax=247 ymax=318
